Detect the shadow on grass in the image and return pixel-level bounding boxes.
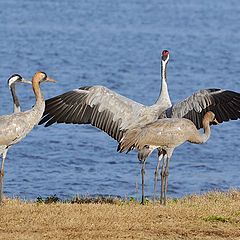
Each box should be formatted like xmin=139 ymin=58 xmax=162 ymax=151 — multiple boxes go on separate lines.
xmin=36 ymin=194 xmax=125 ymax=204
xmin=35 ymin=195 xmax=155 ymax=205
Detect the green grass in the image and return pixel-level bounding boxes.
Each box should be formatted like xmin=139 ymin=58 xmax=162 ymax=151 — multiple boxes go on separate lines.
xmin=204 ymin=215 xmax=230 ymax=223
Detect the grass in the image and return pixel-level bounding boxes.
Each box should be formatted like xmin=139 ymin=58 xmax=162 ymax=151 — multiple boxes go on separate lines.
xmin=36 ymin=194 xmax=121 ymax=204
xmin=204 ymin=215 xmax=231 ymax=223
xmin=0 ymin=190 xmax=240 ymax=240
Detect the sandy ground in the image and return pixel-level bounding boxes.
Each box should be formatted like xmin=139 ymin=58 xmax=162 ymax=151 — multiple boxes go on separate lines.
xmin=0 ymin=191 xmax=240 ymax=240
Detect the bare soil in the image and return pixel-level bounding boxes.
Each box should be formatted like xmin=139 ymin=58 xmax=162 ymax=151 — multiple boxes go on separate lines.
xmin=0 ymin=191 xmax=240 ymax=240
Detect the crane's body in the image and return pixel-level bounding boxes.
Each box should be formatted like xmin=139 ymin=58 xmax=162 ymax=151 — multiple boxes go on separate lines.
xmin=119 ymin=112 xmax=217 ymax=204
xmin=125 ymin=118 xmax=206 ymax=149
xmin=0 ymin=75 xmax=31 ymax=202
xmin=0 ymin=105 xmax=44 ymax=147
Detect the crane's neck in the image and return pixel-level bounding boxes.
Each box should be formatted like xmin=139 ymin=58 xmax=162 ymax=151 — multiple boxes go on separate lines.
xmin=32 ymin=80 xmax=44 ymax=109
xmin=10 ymin=83 xmax=21 ymax=113
xmin=200 ymin=123 xmax=211 ymax=143
xmin=191 ymin=120 xmax=211 ymax=144
xmin=155 ymin=60 xmax=171 ymax=107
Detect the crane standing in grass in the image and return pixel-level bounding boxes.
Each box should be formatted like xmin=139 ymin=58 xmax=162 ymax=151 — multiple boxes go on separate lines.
xmin=39 ymin=51 xmax=172 ymax=203
xmin=118 ymin=111 xmax=218 ymax=205
xmin=0 ymin=74 xmax=31 ymax=202
xmin=39 ymin=50 xmax=240 ymax=204
xmin=0 ymin=71 xmax=56 ymax=202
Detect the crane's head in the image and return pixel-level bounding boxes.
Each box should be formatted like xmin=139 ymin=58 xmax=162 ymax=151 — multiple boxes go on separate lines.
xmin=162 ymin=50 xmax=169 ymax=64
xmin=8 ymin=74 xmax=31 ymax=88
xmin=204 ymin=111 xmax=219 ymax=125
xmin=32 ymin=71 xmax=57 ymax=84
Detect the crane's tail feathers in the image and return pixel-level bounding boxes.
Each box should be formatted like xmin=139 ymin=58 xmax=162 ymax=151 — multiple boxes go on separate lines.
xmin=117 ymin=128 xmax=141 ymax=153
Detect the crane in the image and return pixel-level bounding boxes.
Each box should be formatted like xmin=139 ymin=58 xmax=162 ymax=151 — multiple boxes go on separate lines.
xmin=118 ymin=111 xmax=217 ymax=205
xmin=0 ymin=74 xmax=31 ymax=202
xmin=0 ymin=71 xmax=56 ymax=202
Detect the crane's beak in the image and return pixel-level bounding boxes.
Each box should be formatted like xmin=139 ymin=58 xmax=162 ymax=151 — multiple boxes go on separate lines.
xmin=213 ymin=118 xmax=219 ymax=125
xmin=46 ymin=77 xmax=57 ymax=83
xmin=21 ymin=78 xmax=32 ymax=84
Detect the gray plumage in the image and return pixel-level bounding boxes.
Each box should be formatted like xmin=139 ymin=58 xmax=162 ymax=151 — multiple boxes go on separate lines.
xmin=0 ymin=71 xmax=56 ymax=203
xmin=161 ymin=88 xmax=240 ymax=128
xmin=40 ymin=86 xmax=170 ymax=141
xmin=118 ymin=111 xmax=217 ymax=205
xmin=39 ymin=51 xmax=171 ymax=140
xmin=0 ymin=74 xmax=31 ymax=202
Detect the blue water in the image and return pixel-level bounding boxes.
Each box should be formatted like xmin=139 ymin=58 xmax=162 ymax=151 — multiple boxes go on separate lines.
xmin=0 ymin=0 xmax=239 ymax=200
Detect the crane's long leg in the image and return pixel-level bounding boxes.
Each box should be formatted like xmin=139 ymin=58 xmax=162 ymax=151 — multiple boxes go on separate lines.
xmin=141 ymin=160 xmax=146 ymax=205
xmin=162 ymin=156 xmax=171 ymax=205
xmin=153 ymin=152 xmax=163 ymax=203
xmin=162 ymin=150 xmax=173 ymax=205
xmin=0 ymin=149 xmax=7 ymax=203
xmin=160 ymin=154 xmax=167 ymax=205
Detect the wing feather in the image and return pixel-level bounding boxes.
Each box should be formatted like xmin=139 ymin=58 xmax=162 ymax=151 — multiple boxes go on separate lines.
xmin=39 ymin=86 xmax=145 ymax=141
xmin=161 ymin=89 xmax=240 ymax=129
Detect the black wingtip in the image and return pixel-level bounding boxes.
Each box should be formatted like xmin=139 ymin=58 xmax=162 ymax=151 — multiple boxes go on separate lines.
xmin=38 ymin=119 xmax=44 ymax=125
xmin=44 ymin=121 xmax=55 ymax=127
xmin=38 ymin=117 xmax=49 ymax=126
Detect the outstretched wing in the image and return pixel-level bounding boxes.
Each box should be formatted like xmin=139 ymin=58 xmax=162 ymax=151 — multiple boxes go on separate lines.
xmin=161 ymin=89 xmax=240 ymax=129
xmin=39 ymin=86 xmax=145 ymax=141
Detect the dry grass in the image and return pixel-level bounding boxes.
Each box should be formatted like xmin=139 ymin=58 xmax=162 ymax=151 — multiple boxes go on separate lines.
xmin=0 ymin=191 xmax=240 ymax=240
